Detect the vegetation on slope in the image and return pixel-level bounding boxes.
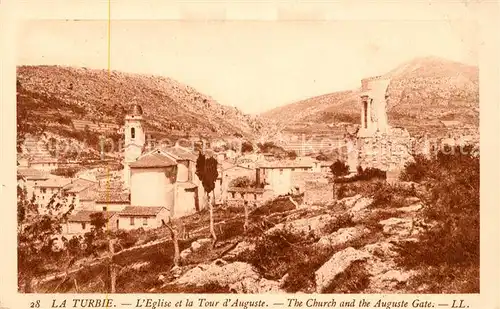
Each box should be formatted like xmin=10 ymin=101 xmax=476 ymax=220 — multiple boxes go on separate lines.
xmin=17 ymin=65 xmax=264 ymax=145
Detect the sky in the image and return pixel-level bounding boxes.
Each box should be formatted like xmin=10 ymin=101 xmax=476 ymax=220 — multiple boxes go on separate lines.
xmin=15 ymin=1 xmax=480 ymax=114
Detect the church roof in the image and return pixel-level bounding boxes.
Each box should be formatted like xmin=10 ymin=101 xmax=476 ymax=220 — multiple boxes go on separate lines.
xmin=129 ymin=151 xmax=177 ymax=168
xmin=160 ymin=145 xmax=198 ymax=162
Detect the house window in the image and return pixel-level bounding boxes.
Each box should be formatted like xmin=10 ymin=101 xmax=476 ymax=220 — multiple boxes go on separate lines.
xmin=131 ymin=127 xmax=136 ymax=139
xmin=130 ymin=217 xmax=135 ymax=225
xmin=102 ymin=206 xmax=107 ymax=211
xmin=254 ymin=194 xmax=257 ymax=200
xmin=143 ymin=217 xmax=148 ymax=226
xmin=81 ymin=223 xmax=86 ymax=230
xmin=41 ymin=188 xmax=46 ymax=194
xmin=279 ymin=169 xmax=283 ymax=175
xmin=291 ymin=168 xmax=295 ymax=171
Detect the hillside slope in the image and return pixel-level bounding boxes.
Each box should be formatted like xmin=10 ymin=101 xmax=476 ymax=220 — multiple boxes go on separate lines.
xmin=17 ymin=65 xmax=264 ymax=143
xmin=262 ymin=57 xmax=479 ymax=132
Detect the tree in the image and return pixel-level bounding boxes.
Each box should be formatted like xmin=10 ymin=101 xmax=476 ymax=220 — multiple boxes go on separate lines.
xmin=17 ymin=187 xmax=75 ymax=292
xmin=287 ymin=151 xmax=298 ymax=160
xmin=241 ymin=141 xmax=254 ymax=153
xmin=330 ymin=159 xmax=349 ymax=177
xmin=165 ymin=218 xmax=181 ymax=267
xmin=196 ymin=152 xmax=219 ymax=246
xmin=230 ymin=176 xmax=253 ymax=188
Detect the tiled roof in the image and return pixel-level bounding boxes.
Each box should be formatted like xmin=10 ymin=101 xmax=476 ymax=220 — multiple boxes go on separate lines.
xmin=227 ymin=187 xmax=265 ymax=193
xmin=64 ymin=178 xmax=96 ymax=193
xmin=79 ymin=189 xmax=98 ymax=201
xmin=222 ymin=163 xmax=253 ymax=171
xmin=129 ymin=151 xmax=177 ymax=168
xmin=35 ymin=178 xmax=72 ymax=188
xmin=17 ymin=168 xmax=50 ymax=180
xmin=119 ymin=206 xmax=166 ymax=217
xmin=67 ymin=210 xmax=118 ymax=222
xmin=161 ymin=145 xmax=198 ymax=162
xmin=96 ymin=190 xmax=130 ymax=203
xmin=257 ymin=160 xmax=313 ymax=169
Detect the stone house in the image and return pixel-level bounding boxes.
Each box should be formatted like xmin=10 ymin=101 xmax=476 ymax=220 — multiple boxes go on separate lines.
xmin=225 ymin=187 xmax=270 ymax=207
xmin=256 ymin=160 xmax=315 ymax=196
xmin=117 ymin=206 xmax=169 ymax=231
xmin=95 ymin=190 xmax=131 ymax=212
xmin=64 ymin=210 xmax=119 ymax=236
xmin=62 ymin=178 xmax=98 ymax=210
xmin=29 ymin=155 xmax=59 ymax=172
xmin=220 ymin=162 xmax=255 ymax=202
xmin=17 ymin=168 xmax=50 ymax=197
xmin=34 ymin=177 xmax=72 ymax=205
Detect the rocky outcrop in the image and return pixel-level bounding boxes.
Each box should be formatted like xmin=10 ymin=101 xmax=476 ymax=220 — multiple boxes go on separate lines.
xmin=266 ymin=214 xmax=335 ymax=238
xmin=223 ymin=241 xmax=256 ymax=260
xmin=315 ymin=247 xmax=372 ymax=293
xmin=316 ymin=226 xmax=370 ymax=249
xmin=379 ymin=217 xmax=422 ymax=238
xmin=180 ymin=238 xmax=212 ymax=260
xmin=174 ymin=259 xmax=282 ymax=293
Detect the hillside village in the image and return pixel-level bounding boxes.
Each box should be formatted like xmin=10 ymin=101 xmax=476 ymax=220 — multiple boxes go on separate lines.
xmin=17 ymin=60 xmax=479 ymax=294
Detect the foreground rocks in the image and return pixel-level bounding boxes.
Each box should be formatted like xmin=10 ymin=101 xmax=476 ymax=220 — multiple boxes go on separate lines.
xmin=173 ymin=259 xmax=282 ymax=293
xmin=315 ymin=247 xmax=372 ymax=293
xmin=265 ymin=214 xmax=335 ymax=238
xmin=180 ymin=238 xmax=212 ymax=260
xmin=316 ymin=226 xmax=370 ymax=249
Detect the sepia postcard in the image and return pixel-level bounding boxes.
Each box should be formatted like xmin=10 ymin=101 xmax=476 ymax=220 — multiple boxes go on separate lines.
xmin=1 ymin=0 xmax=499 ymax=308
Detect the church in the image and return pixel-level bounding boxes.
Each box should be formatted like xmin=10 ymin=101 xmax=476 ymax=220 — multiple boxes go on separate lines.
xmin=122 ymin=104 xmax=206 ymax=219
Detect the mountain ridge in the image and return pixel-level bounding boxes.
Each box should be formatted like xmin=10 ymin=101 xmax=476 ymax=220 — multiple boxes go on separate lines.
xmin=261 ymin=56 xmax=479 ymax=133
xmin=17 ymin=65 xmax=264 ymax=144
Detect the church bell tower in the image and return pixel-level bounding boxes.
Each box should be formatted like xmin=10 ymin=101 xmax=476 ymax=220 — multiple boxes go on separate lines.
xmin=123 ymin=103 xmax=145 ymax=189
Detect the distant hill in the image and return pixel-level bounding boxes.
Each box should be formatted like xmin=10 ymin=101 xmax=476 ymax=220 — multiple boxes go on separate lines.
xmin=261 ymin=57 xmax=479 ymax=135
xmin=17 ymin=65 xmax=264 ymax=146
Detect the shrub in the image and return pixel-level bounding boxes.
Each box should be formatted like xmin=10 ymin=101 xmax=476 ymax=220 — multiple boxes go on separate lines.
xmin=330 ymin=160 xmax=349 ymax=177
xmin=320 ymin=213 xmax=355 ymax=235
xmin=51 ymin=167 xmax=80 ymax=177
xmin=370 ymin=182 xmax=416 ymax=209
xmin=250 ymin=197 xmax=296 ymax=217
xmin=238 ymin=230 xmax=312 ymax=280
xmin=287 ymin=151 xmax=298 ymax=160
xmin=322 ymin=260 xmax=370 ymax=293
xmin=229 ymin=176 xmax=253 ymax=188
xmin=241 ymin=141 xmax=254 ymax=153
xmin=395 ymin=145 xmax=479 ymax=293
xmin=116 ymin=230 xmax=139 ymax=249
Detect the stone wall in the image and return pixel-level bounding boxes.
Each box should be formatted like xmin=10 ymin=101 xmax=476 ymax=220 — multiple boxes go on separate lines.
xmin=356 ymin=128 xmax=413 ymax=172
xmin=225 ymin=187 xmax=275 ymax=208
xmin=291 ymin=171 xmax=330 ymax=194
xmin=304 ymin=179 xmax=334 ymax=206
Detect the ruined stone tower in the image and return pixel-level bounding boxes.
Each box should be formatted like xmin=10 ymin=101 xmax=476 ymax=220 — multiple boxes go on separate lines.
xmin=358 ymin=76 xmax=391 ymax=137
xmin=345 ymin=76 xmax=413 ymax=174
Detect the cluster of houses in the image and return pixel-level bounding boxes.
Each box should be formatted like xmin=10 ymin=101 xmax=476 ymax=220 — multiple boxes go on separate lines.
xmin=17 ymin=104 xmax=335 ymax=238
